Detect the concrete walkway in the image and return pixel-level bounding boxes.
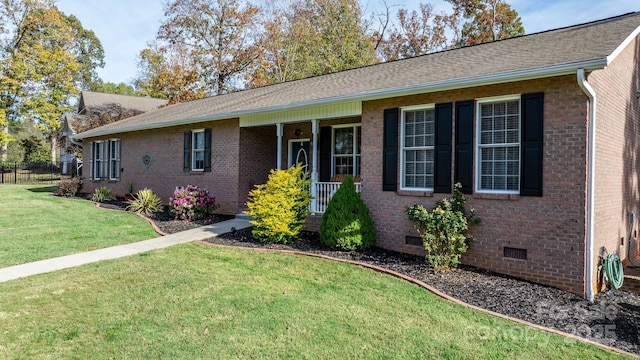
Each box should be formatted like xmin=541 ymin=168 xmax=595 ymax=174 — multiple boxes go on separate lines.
xmin=0 ymin=218 xmax=252 ymax=283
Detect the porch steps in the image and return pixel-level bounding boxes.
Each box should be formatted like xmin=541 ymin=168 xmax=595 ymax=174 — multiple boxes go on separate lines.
xmin=622 ymin=266 xmax=640 ymax=294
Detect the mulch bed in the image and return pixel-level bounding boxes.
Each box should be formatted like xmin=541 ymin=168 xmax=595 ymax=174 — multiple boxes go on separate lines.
xmin=87 ymin=196 xmax=640 ymax=355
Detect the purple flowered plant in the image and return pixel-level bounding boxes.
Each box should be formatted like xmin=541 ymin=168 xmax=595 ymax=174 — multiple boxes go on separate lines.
xmin=170 ymin=185 xmax=220 ymax=221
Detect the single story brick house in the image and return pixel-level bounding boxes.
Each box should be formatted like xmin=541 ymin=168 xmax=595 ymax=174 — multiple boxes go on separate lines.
xmin=75 ymin=12 xmax=640 ymax=300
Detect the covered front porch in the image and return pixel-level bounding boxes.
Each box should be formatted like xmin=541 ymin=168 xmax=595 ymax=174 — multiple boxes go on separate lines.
xmin=239 ymin=102 xmax=363 ymax=214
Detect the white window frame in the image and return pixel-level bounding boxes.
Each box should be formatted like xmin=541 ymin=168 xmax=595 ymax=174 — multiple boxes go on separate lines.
xmin=331 ymin=123 xmax=361 ymax=177
xmin=475 ymin=95 xmax=521 ymax=194
xmin=400 ymin=104 xmax=436 ymax=191
xmin=109 ymin=139 xmax=121 ymax=181
xmin=92 ymin=141 xmax=106 ymax=181
xmin=91 ymin=139 xmax=121 ymax=181
xmin=191 ymin=129 xmax=205 ymax=172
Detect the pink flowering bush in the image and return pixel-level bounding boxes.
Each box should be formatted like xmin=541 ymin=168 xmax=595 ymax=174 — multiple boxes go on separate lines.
xmin=170 ymin=185 xmax=220 ymax=221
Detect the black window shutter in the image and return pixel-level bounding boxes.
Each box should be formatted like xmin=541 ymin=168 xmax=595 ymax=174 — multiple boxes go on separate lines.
xmin=520 ymin=92 xmax=544 ymax=196
xmin=455 ymin=100 xmax=474 ymax=194
xmin=319 ymin=126 xmax=332 ymax=182
xmin=183 ymin=131 xmax=191 ymax=172
xmin=204 ymin=128 xmax=212 ymax=172
xmin=434 ymin=103 xmax=452 ymax=193
xmin=383 ymin=108 xmax=399 ymax=191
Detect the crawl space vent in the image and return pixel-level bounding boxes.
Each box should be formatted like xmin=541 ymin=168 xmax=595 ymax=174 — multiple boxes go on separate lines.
xmin=405 ymin=236 xmax=422 ymax=246
xmin=504 ymin=247 xmax=527 ymax=260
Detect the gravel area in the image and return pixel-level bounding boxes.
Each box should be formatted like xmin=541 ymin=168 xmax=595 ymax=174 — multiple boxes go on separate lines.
xmin=87 ymin=197 xmax=640 ymax=355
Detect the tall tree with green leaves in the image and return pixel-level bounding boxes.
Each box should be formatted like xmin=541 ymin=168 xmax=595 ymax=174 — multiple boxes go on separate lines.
xmin=156 ymin=0 xmax=261 ymax=96
xmin=0 ymin=0 xmax=104 ymax=160
xmin=248 ymin=0 xmax=378 ymax=87
xmin=447 ymin=0 xmax=524 ymax=46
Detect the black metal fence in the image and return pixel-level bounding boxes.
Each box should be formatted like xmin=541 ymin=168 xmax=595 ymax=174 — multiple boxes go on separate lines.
xmin=0 ymin=162 xmax=72 ymax=185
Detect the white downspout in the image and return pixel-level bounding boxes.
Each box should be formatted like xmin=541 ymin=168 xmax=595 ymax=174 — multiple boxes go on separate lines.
xmin=577 ymin=68 xmax=596 ymax=302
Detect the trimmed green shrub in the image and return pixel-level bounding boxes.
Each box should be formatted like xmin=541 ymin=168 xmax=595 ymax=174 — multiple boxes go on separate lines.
xmin=320 ymin=175 xmax=375 ymax=251
xmin=406 ymin=183 xmax=479 ymax=271
xmin=126 ymin=188 xmax=163 ymax=215
xmin=91 ymin=186 xmax=116 ymax=202
xmin=245 ymin=164 xmax=311 ymax=244
xmin=55 ymin=177 xmax=83 ymax=197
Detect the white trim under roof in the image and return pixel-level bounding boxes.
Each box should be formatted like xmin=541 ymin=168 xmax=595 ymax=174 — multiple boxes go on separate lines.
xmin=73 ymin=58 xmax=608 ymax=140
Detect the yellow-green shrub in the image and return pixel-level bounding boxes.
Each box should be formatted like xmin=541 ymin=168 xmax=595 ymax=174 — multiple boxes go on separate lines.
xmin=245 ymin=165 xmax=311 ymax=244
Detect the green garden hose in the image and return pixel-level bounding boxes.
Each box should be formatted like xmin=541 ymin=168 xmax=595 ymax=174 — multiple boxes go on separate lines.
xmin=602 ymin=253 xmax=624 ymax=289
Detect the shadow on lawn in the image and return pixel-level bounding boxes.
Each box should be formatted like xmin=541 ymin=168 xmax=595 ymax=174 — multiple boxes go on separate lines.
xmin=26 ymin=185 xmax=57 ymax=193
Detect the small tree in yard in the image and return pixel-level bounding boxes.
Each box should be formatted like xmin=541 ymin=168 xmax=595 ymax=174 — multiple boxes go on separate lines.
xmin=406 ymin=183 xmax=479 ymax=271
xmin=320 ymin=175 xmax=376 ymax=251
xmin=245 ymin=164 xmax=311 ymax=244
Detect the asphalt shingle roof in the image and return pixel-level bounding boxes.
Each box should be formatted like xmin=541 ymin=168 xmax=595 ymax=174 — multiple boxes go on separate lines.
xmin=75 ymin=11 xmax=640 ymax=140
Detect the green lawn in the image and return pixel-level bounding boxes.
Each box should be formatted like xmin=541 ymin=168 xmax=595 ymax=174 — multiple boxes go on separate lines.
xmin=0 ymin=243 xmax=629 ymax=359
xmin=0 ymin=185 xmax=158 ymax=267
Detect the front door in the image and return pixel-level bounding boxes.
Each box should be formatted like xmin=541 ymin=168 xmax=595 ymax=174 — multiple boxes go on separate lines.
xmin=289 ymin=139 xmax=310 ymax=169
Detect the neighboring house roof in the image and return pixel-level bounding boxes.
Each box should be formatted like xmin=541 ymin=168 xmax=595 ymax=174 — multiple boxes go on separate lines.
xmin=63 ymin=91 xmax=168 ymax=136
xmin=75 ymin=11 xmax=640 ymax=140
xmin=78 ymin=91 xmax=169 ymax=114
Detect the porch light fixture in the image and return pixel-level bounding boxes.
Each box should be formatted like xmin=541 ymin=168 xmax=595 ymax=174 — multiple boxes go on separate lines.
xmin=293 ymin=128 xmax=303 ymax=136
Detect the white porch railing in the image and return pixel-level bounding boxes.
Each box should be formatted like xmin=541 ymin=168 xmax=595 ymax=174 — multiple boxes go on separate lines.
xmin=311 ymin=181 xmax=361 ymax=213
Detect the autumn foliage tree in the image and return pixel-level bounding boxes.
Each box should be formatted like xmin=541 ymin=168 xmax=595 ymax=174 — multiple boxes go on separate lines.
xmin=0 ymin=0 xmax=104 ymax=160
xmin=447 ymin=0 xmax=524 ymax=46
xmin=135 ymin=42 xmax=208 ymax=104
xmin=376 ymin=3 xmax=457 ymax=62
xmin=248 ymin=0 xmax=377 ymax=87
xmin=155 ymin=0 xmax=261 ymax=96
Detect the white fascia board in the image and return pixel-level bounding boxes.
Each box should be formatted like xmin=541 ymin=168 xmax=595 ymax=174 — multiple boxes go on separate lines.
xmin=73 ymin=58 xmax=607 ymax=141
xmin=607 ymin=24 xmax=640 ymax=65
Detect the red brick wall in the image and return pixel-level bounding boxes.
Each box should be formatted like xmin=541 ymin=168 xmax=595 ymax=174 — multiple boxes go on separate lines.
xmin=82 ymin=119 xmax=242 ymax=214
xmin=361 ymin=76 xmax=589 ymax=295
xmin=589 ymin=36 xmax=640 ymax=289
xmin=238 ymin=126 xmax=278 ymax=210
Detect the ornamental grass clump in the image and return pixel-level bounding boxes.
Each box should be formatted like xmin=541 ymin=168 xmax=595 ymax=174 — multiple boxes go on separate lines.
xmin=245 ymin=164 xmax=311 ymax=244
xmin=170 ymin=185 xmax=220 ymax=221
xmin=91 ymin=186 xmax=116 ymax=202
xmin=406 ymin=183 xmax=480 ymax=271
xmin=126 ymin=188 xmax=163 ymax=215
xmin=320 ymin=175 xmax=375 ymax=251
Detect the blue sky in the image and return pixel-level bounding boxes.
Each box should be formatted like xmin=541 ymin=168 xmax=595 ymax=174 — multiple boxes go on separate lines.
xmin=56 ymin=0 xmax=639 ymax=85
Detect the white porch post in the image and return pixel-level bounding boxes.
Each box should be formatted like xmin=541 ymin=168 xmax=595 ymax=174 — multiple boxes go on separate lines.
xmin=276 ymin=122 xmax=283 ymax=169
xmin=311 ymin=119 xmax=319 ymax=213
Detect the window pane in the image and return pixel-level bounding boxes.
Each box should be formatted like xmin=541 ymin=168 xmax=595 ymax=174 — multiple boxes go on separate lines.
xmin=334 ymin=155 xmax=353 ymax=175
xmin=478 ymin=99 xmax=521 ymax=192
xmin=402 ymin=108 xmax=435 ymax=189
xmin=334 ymin=128 xmax=353 ymax=155
xmin=194 ymin=132 xmax=205 ymax=150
